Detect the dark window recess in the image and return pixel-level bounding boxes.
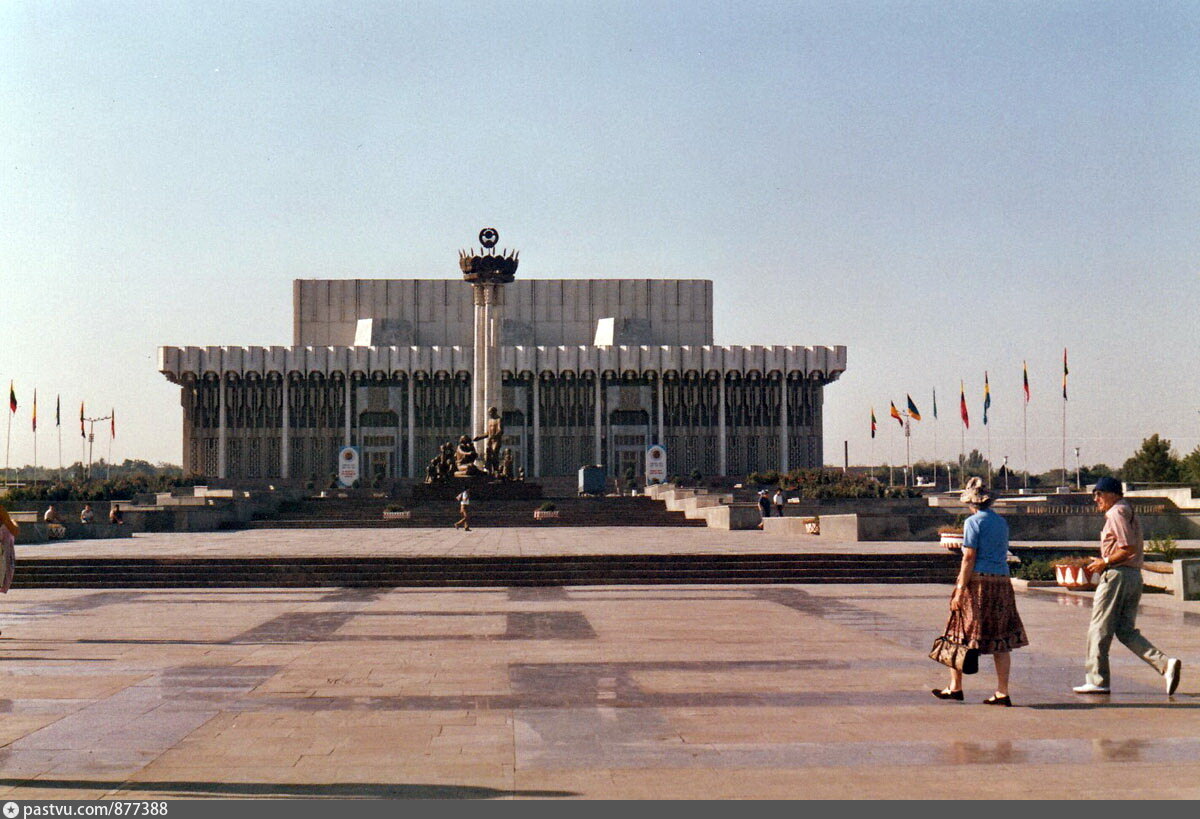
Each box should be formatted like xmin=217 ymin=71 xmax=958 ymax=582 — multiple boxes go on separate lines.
xmin=611 ymin=409 xmax=649 ymax=426
xmin=359 ymin=410 xmax=399 ymax=427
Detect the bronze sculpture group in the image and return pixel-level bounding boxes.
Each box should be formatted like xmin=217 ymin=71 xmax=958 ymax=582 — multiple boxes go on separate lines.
xmin=424 ymin=406 xmax=522 ymax=484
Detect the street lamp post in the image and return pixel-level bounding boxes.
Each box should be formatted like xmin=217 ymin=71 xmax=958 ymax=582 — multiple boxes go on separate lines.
xmin=1003 ymin=455 xmax=1009 ymax=491
xmin=1074 ymin=446 xmax=1081 ymax=490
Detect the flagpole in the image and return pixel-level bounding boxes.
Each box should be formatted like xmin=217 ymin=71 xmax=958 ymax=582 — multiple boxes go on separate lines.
xmin=1062 ymin=348 xmax=1068 ymax=489
xmin=4 ymin=404 xmax=10 ymax=487
xmin=986 ymin=424 xmax=992 ymax=485
xmin=904 ymin=415 xmax=911 ymax=487
xmin=960 ymin=420 xmax=965 ymax=489
xmin=1062 ymin=394 xmax=1067 ymax=489
xmin=1022 ymin=399 xmax=1029 ymax=490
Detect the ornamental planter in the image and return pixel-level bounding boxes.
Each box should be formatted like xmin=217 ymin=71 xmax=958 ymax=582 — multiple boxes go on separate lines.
xmin=1054 ymin=565 xmax=1102 ymax=590
xmin=382 ymin=511 xmax=411 ymax=521
xmin=939 ymin=531 xmax=964 ymax=551
xmin=533 ymin=510 xmax=561 ymax=520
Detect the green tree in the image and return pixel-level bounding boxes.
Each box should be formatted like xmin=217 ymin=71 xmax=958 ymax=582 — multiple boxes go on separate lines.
xmin=1179 ymin=446 xmax=1200 ymax=486
xmin=1120 ymin=434 xmax=1180 ymax=483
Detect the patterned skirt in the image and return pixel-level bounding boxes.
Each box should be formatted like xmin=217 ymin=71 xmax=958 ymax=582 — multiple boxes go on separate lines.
xmin=943 ymin=574 xmax=1029 ymax=654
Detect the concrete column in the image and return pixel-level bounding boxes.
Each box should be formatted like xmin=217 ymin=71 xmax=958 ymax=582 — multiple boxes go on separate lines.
xmin=471 ymin=283 xmax=505 ymax=438
xmin=657 ymin=375 xmax=665 ymax=446
xmin=718 ymin=374 xmax=727 ymax=477
xmin=407 ymin=374 xmax=416 ymax=478
xmin=532 ymin=374 xmax=541 ymax=478
xmin=217 ymin=374 xmax=227 ymax=479
xmin=343 ymin=376 xmax=352 ymax=448
xmin=281 ymin=375 xmax=290 ymax=479
xmin=780 ymin=376 xmax=789 ymax=474
xmin=594 ymin=374 xmax=603 ymax=466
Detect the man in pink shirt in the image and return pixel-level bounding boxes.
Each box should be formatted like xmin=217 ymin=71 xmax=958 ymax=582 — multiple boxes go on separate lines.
xmin=1073 ymin=477 xmax=1182 ymax=696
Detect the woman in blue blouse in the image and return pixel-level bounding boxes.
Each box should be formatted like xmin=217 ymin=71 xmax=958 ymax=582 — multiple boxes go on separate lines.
xmin=933 ymin=477 xmax=1028 ymax=706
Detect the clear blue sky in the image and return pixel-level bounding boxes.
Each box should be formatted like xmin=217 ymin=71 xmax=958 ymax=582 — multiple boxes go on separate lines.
xmin=2 ymin=1 xmax=1197 ymax=473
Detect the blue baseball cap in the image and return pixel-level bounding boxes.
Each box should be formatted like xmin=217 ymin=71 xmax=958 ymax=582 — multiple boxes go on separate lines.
xmin=1092 ymin=476 xmax=1123 ymax=495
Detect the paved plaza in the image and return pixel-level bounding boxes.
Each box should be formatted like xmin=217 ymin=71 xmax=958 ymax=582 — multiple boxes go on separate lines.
xmin=23 ymin=526 xmax=1193 ymax=560
xmin=1 ymin=528 xmax=1199 ymax=799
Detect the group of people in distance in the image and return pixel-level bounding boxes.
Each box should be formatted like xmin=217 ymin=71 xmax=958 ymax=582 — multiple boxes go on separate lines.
xmin=756 ymin=487 xmax=785 ymax=524
xmin=933 ymin=475 xmax=1183 ymax=706
xmin=41 ymin=503 xmax=123 ymax=526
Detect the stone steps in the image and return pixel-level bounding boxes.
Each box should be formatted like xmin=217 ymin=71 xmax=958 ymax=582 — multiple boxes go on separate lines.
xmin=10 ymin=554 xmax=957 ymax=588
xmin=248 ymin=497 xmax=705 ymax=528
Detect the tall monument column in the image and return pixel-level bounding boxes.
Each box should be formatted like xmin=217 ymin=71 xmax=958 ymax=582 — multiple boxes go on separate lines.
xmin=471 ymin=283 xmax=505 ymax=437
xmin=460 ymin=228 xmax=518 ymax=439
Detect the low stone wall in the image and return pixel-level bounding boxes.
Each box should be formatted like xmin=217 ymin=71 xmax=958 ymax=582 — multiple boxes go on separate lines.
xmin=702 ymin=504 xmax=763 ymax=530
xmin=762 ymin=517 xmax=815 ymax=537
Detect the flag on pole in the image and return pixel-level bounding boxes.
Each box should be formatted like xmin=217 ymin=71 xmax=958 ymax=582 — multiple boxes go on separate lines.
xmin=56 ymin=395 xmax=60 ymax=426
xmin=870 ymin=408 xmax=877 ymax=439
xmin=982 ymin=372 xmax=991 ymax=425
xmin=111 ymin=409 xmax=115 ymax=438
xmin=889 ymin=401 xmax=903 ymax=427
xmin=1023 ymin=361 xmax=1030 ymax=403
xmin=932 ymin=388 xmax=938 ymax=419
xmin=1062 ymin=348 xmax=1069 ymax=400
xmin=8 ymin=382 xmax=15 ymax=413
xmin=32 ymin=390 xmax=37 ymax=432
xmin=80 ymin=402 xmax=86 ymax=437
xmin=906 ymin=394 xmax=921 ymax=421
xmin=959 ymin=381 xmax=970 ymax=429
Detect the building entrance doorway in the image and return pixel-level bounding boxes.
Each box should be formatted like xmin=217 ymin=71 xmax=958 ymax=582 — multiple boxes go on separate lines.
xmin=365 ymin=450 xmax=393 ymax=482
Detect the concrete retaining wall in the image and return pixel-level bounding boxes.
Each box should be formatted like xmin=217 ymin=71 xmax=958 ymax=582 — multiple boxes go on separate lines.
xmin=702 ymin=504 xmax=763 ymax=530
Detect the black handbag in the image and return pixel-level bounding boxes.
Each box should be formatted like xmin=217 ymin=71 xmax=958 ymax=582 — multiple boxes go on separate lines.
xmin=929 ymin=611 xmax=980 ymax=674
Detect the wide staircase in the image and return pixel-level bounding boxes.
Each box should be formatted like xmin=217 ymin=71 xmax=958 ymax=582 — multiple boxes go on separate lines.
xmin=10 ymin=552 xmax=957 ymax=588
xmin=242 ymin=496 xmax=706 ymax=529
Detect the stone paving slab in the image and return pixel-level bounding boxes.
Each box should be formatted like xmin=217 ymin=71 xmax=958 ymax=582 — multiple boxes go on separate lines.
xmin=21 ymin=526 xmax=1198 ymax=560
xmin=0 ymin=579 xmax=1197 ymax=798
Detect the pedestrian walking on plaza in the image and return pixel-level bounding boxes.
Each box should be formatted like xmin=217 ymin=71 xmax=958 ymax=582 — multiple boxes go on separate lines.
xmin=932 ymin=477 xmax=1028 ymax=706
xmin=773 ymin=488 xmax=785 ymax=517
xmin=0 ymin=502 xmax=19 ymax=596
xmin=454 ymin=488 xmax=472 ymax=532
xmin=757 ymin=490 xmax=771 ymax=526
xmin=1072 ymin=476 xmax=1182 ymax=696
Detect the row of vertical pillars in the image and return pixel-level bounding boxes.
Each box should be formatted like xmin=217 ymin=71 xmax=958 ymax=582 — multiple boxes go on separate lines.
xmin=208 ymin=374 xmax=795 ymax=480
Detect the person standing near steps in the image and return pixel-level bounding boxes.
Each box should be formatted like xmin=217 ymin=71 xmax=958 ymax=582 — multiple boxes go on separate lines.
xmin=453 ymin=488 xmax=472 ymax=532
xmin=1073 ymin=476 xmax=1182 ymax=696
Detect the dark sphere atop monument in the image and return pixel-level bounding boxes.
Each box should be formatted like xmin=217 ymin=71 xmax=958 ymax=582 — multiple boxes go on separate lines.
xmin=459 ymin=228 xmax=518 ymax=284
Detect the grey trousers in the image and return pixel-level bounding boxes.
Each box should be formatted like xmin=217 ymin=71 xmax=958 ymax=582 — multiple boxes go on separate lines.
xmin=1086 ymin=566 xmax=1169 ymax=687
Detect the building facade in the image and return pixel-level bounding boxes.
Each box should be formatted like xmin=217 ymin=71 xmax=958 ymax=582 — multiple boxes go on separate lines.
xmin=159 ymin=278 xmax=846 ymax=482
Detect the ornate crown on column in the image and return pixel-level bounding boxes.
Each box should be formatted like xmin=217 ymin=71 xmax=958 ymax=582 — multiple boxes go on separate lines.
xmin=459 ymin=227 xmax=518 ymax=284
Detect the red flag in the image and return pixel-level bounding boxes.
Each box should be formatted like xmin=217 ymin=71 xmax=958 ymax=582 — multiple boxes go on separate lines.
xmin=80 ymin=402 xmax=86 ymax=438
xmin=959 ymin=380 xmax=970 ymax=429
xmin=889 ymin=401 xmax=903 ymax=427
xmin=1023 ymin=360 xmax=1030 ymax=403
xmin=8 ymin=381 xmax=15 ymax=414
xmin=32 ymin=389 xmax=37 ymax=432
xmin=111 ymin=409 xmax=115 ymax=438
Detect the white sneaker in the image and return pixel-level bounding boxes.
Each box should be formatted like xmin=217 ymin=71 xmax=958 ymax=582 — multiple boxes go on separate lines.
xmin=1072 ymin=683 xmax=1111 ymax=694
xmin=1165 ymin=658 xmax=1182 ymax=696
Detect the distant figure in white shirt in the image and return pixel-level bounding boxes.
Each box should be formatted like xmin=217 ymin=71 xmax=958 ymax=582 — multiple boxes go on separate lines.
xmin=454 ymin=489 xmax=471 ymax=532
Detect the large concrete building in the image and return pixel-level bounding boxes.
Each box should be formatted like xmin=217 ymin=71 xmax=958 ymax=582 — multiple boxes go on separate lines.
xmin=159 ymin=277 xmax=846 ymax=483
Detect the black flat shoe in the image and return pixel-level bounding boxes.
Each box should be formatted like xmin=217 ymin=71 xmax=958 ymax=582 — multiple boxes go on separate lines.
xmin=984 ymin=694 xmax=1012 ymax=707
xmin=931 ymin=688 xmax=964 ymax=701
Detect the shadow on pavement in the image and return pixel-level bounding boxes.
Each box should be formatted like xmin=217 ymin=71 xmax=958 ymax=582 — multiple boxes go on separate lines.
xmin=0 ymin=779 xmax=577 ymax=799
